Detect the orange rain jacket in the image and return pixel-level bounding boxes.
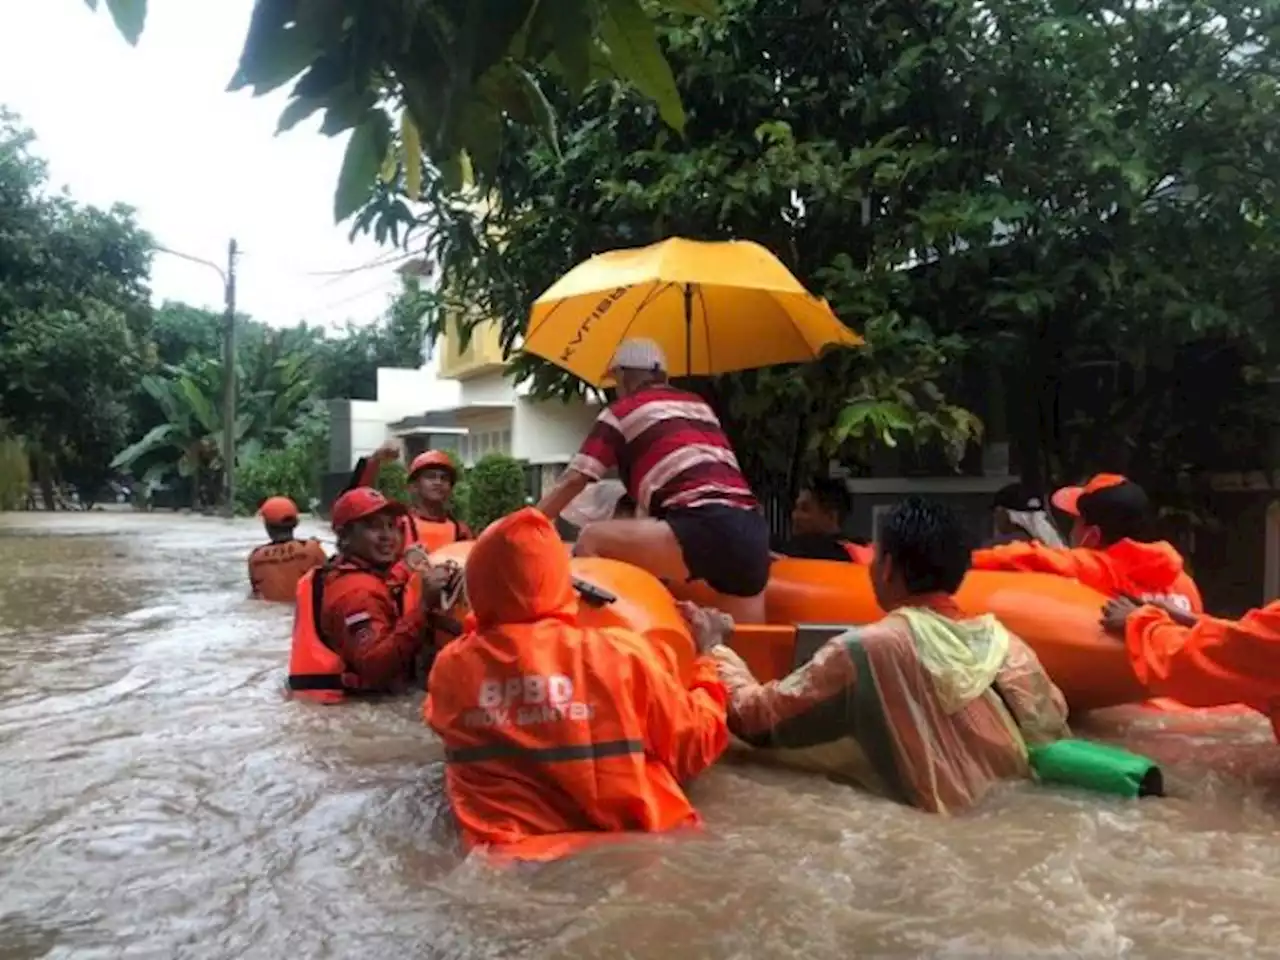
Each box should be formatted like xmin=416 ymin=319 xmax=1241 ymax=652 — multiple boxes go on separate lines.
xmin=971 ymin=539 xmax=1204 ymax=613
xmin=1125 ymin=603 xmax=1280 ymax=738
xmin=317 ymin=557 xmax=428 ymax=691
xmin=248 ymin=538 xmax=327 ymax=602
xmin=424 ymin=507 xmax=729 ymax=860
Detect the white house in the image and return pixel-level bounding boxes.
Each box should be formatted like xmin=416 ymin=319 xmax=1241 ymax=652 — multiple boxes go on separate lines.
xmin=326 ymin=315 xmax=600 ymax=499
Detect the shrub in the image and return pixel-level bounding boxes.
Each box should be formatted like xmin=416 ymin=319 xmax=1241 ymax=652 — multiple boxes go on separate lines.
xmin=451 ymin=477 xmax=473 ymax=526
xmin=466 ymin=453 xmax=528 ymax=531
xmin=0 ymin=428 xmax=28 ymax=510
xmin=373 ymin=458 xmax=410 ymax=504
xmin=235 ymin=407 xmax=329 ymax=515
xmin=236 ymin=442 xmax=316 ymax=514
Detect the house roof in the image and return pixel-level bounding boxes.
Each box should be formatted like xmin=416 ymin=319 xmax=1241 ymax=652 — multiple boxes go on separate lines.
xmin=387 ymin=410 xmax=464 ymax=431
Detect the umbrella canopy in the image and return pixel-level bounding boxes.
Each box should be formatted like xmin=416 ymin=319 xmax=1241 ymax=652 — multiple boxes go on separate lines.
xmin=524 ymin=237 xmax=863 ymax=386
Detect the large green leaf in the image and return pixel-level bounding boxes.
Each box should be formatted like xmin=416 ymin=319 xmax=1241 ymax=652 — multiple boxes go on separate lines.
xmin=177 ymin=374 xmax=219 ymax=435
xmin=401 ymin=110 xmax=423 ymax=202
xmin=454 ymin=97 xmax=505 ymax=182
xmin=140 ymin=462 xmax=172 ymax=489
xmin=227 ymin=0 xmax=317 ymax=96
xmin=547 ymin=1 xmax=593 ymax=93
xmin=110 ymin=422 xmax=175 ymax=469
xmin=599 ymin=0 xmax=686 ymax=133
xmin=120 ymin=0 xmax=147 ymax=45
xmin=657 ymin=0 xmax=719 ymax=18
xmin=334 ymin=113 xmax=393 ymax=222
xmin=479 ymin=64 xmax=560 ymax=156
xmin=84 ymin=0 xmax=147 ymax=46
xmin=320 ymin=88 xmax=377 ymax=137
xmin=140 ymin=374 xmax=183 ymax=426
xmin=276 ymin=97 xmax=323 ymax=134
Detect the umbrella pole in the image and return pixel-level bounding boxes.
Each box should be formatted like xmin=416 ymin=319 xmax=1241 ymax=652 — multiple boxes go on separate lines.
xmin=683 ymin=283 xmax=693 ymax=377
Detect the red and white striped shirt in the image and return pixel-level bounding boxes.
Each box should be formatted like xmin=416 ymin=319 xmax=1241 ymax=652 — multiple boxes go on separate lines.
xmin=569 ymin=386 xmax=758 ymax=516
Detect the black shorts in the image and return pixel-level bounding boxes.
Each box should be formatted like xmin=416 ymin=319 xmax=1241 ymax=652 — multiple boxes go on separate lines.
xmin=664 ymin=504 xmax=771 ymax=597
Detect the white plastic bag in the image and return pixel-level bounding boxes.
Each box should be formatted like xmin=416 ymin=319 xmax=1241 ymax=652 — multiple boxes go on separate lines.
xmin=562 ymin=479 xmax=629 ymax=527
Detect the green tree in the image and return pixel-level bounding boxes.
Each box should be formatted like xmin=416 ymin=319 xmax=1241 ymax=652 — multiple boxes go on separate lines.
xmin=148 ymin=301 xmax=225 ymax=367
xmin=113 ymin=339 xmax=324 ymax=508
xmin=466 ymin=453 xmax=528 ymax=531
xmin=110 ymin=360 xmax=237 ymax=508
xmin=406 ymin=0 xmax=1278 ymax=495
xmin=310 ymin=276 xmax=431 ymax=400
xmin=371 ymin=458 xmax=410 ymax=505
xmin=0 ymin=110 xmax=153 ymax=507
xmin=235 ymin=404 xmax=330 ymax=514
xmin=0 ymin=423 xmax=29 ymax=510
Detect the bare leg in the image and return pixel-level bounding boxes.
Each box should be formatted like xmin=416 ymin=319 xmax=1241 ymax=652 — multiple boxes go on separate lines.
xmin=576 ymin=519 xmax=767 ymax=623
xmin=575 ymin=518 xmax=691 ymax=582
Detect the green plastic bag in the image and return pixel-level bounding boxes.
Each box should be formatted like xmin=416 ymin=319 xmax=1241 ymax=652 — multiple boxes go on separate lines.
xmin=1028 ymin=739 xmax=1164 ymax=799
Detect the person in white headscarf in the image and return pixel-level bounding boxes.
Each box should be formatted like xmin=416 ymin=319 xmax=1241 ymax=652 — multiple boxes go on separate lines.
xmin=987 ymin=483 xmax=1065 ymax=548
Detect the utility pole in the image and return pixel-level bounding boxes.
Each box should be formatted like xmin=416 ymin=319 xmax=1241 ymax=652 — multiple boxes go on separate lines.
xmin=222 ymin=239 xmax=238 ymax=518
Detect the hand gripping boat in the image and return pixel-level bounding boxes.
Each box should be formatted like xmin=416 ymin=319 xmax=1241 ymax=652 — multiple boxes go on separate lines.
xmin=426 ymin=543 xmax=1145 ymax=713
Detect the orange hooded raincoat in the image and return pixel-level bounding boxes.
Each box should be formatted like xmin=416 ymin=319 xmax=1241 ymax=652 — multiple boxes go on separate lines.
xmin=1124 ymin=602 xmax=1280 ymax=738
xmin=973 ymin=539 xmax=1215 ymax=713
xmin=424 ymin=507 xmax=729 ymax=860
xmin=972 ymin=538 xmax=1203 ymax=613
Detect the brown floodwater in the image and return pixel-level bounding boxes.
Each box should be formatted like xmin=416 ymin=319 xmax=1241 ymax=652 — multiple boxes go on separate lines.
xmin=1 ymin=511 xmax=1279 ymax=959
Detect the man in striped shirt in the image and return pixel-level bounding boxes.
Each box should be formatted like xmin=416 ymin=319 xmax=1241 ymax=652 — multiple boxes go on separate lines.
xmin=537 ymin=339 xmax=771 ymax=623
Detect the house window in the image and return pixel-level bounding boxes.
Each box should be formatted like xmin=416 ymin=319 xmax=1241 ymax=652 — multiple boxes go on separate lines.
xmin=500 ymin=429 xmax=512 ymax=453
xmin=524 ymin=465 xmax=541 ymax=501
xmin=432 ymin=434 xmax=461 ymax=454
xmin=403 ymin=435 xmax=427 ymax=461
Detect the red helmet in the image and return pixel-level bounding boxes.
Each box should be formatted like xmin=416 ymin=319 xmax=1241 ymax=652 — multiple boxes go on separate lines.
xmin=330 ymin=487 xmax=406 ymax=530
xmin=408 ymin=450 xmax=457 ymax=480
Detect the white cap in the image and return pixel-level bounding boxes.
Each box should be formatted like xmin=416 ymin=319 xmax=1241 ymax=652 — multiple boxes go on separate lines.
xmin=609 ymin=338 xmax=667 ymax=373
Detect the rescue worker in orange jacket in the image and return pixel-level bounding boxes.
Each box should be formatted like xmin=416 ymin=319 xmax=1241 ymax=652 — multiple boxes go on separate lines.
xmin=971 ymin=474 xmax=1203 ymax=614
xmin=348 ymin=443 xmax=473 ymax=552
xmin=1102 ymin=596 xmax=1280 ymax=739
xmin=287 ymin=487 xmax=454 ymax=700
xmin=248 ymin=496 xmax=328 ymax=602
xmin=424 ymin=507 xmax=729 ymax=859
xmin=775 ymin=477 xmax=873 ymax=564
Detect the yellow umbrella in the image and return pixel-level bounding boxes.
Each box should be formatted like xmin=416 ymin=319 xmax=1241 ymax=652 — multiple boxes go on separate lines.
xmin=523 ymin=237 xmax=863 ymax=386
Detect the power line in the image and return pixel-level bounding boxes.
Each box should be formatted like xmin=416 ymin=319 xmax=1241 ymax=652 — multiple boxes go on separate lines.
xmin=303 ymin=278 xmax=402 ymax=317
xmin=235 ymin=246 xmax=423 ymax=285
xmin=304 ymin=248 xmax=420 ymax=278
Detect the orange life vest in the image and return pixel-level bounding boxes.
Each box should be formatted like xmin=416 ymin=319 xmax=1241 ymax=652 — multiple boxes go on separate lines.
xmin=286 ymin=568 xmax=348 ymax=703
xmin=287 ymin=564 xmax=454 ymax=702
xmin=401 ymin=512 xmax=467 ymax=553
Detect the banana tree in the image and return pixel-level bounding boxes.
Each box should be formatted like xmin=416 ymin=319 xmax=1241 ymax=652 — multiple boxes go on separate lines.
xmin=112 ymin=340 xmax=318 ymax=508
xmin=110 ymin=360 xmax=253 ymax=508
xmin=236 ymin=331 xmax=320 ymax=445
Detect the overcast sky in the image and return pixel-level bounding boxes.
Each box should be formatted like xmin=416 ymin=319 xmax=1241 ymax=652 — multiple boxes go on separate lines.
xmin=0 ymin=0 xmax=409 ymax=330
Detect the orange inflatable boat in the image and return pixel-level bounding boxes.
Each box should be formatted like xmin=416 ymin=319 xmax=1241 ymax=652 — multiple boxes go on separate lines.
xmin=427 ymin=543 xmax=1142 ymax=713
xmin=670 ymin=559 xmax=1141 ymax=712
